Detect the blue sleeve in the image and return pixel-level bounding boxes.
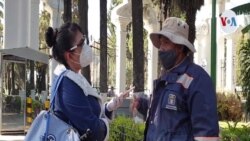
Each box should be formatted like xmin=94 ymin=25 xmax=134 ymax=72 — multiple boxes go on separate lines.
xmin=55 ymin=77 xmax=107 ymax=141
xmin=104 ymin=104 xmax=113 ymax=119
xmin=188 ymin=72 xmax=219 ymax=138
xmin=137 ymin=97 xmax=149 ymax=120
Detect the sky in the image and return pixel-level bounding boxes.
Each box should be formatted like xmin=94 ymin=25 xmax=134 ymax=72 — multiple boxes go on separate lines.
xmin=39 ymin=0 xmax=112 ymax=42
xmin=88 ymin=0 xmax=111 ymax=42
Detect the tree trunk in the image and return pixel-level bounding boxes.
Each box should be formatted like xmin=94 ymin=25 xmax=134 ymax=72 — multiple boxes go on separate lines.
xmin=186 ymin=7 xmax=196 ymax=44
xmin=36 ymin=64 xmax=47 ymax=94
xmin=11 ymin=63 xmax=15 ymax=94
xmin=132 ymin=0 xmax=144 ymax=92
xmin=63 ymin=0 xmax=72 ymax=23
xmin=30 ymin=60 xmax=35 ymax=90
xmin=186 ymin=6 xmax=197 ymax=61
xmin=99 ymin=0 xmax=108 ymax=93
xmin=78 ymin=0 xmax=91 ymax=83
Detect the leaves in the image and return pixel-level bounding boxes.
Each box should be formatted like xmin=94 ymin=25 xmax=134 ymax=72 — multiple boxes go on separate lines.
xmin=239 ymin=39 xmax=250 ymax=113
xmin=231 ymin=3 xmax=250 ymax=15
xmin=109 ymin=116 xmax=144 ymax=141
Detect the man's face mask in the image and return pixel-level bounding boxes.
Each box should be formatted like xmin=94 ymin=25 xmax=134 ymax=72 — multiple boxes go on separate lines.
xmin=159 ymin=50 xmax=177 ymax=70
xmin=71 ymin=43 xmax=93 ymax=68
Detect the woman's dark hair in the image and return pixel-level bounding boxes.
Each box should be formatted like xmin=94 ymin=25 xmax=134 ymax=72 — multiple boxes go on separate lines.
xmin=45 ymin=22 xmax=82 ymax=67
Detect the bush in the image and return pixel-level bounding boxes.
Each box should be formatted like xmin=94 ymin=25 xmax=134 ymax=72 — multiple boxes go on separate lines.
xmin=217 ymin=92 xmax=243 ymax=121
xmin=109 ymin=116 xmax=145 ymax=141
xmin=32 ymin=99 xmax=43 ymax=118
xmin=221 ymin=123 xmax=250 ymax=141
xmin=4 ymin=95 xmax=21 ymax=113
xmin=13 ymin=96 xmax=21 ymax=113
xmin=5 ymin=95 xmax=12 ymax=104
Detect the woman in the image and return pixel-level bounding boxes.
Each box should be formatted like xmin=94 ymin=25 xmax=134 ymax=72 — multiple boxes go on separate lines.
xmin=45 ymin=22 xmax=126 ymax=141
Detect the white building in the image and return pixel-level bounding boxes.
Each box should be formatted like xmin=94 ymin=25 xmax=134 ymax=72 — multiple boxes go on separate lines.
xmin=195 ymin=0 xmax=250 ymax=92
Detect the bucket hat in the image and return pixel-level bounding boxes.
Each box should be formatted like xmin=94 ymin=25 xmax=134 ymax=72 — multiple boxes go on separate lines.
xmin=150 ymin=17 xmax=196 ymax=52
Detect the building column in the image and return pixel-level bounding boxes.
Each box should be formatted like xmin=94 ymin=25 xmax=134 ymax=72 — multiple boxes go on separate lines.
xmin=144 ymin=25 xmax=159 ymax=94
xmin=147 ymin=29 xmax=158 ymax=94
xmin=225 ymin=38 xmax=233 ymax=92
xmin=113 ymin=17 xmax=130 ymax=94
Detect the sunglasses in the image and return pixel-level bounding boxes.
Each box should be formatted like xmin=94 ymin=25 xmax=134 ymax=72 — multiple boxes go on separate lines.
xmin=70 ymin=36 xmax=85 ymax=51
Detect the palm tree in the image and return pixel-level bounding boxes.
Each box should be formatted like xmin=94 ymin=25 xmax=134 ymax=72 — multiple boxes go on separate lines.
xmin=38 ymin=10 xmax=50 ymax=94
xmin=63 ymin=0 xmax=72 ymax=23
xmin=177 ymin=0 xmax=204 ymax=44
xmin=78 ymin=0 xmax=91 ymax=83
xmin=99 ymin=0 xmax=108 ymax=93
xmin=239 ymin=38 xmax=250 ymax=119
xmin=154 ymin=0 xmax=204 ymax=61
xmin=231 ymin=3 xmax=250 ymax=34
xmin=132 ymin=0 xmax=144 ymax=92
xmin=232 ymin=2 xmax=250 ymax=118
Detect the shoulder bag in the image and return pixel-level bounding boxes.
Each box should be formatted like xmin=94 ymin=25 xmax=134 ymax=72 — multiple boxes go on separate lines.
xmin=24 ymin=71 xmax=80 ymax=141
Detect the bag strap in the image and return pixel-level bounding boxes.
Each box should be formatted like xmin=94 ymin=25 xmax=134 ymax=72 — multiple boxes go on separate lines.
xmin=50 ymin=70 xmax=67 ymax=111
xmin=44 ymin=70 xmax=67 ymax=141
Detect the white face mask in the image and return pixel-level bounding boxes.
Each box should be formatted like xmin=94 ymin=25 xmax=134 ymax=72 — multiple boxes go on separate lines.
xmin=79 ymin=44 xmax=93 ymax=67
xmin=71 ymin=44 xmax=93 ymax=68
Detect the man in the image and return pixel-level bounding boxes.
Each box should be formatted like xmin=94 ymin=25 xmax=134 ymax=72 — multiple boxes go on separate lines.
xmin=139 ymin=17 xmax=219 ymax=141
xmin=107 ymin=86 xmax=115 ymax=97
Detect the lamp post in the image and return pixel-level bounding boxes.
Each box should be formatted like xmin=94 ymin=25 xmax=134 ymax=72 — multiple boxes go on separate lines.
xmin=211 ymin=0 xmax=217 ymax=87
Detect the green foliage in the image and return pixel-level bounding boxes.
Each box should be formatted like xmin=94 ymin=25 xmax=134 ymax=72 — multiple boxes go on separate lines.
xmin=32 ymin=99 xmax=43 ymax=118
xmin=111 ymin=0 xmax=122 ymax=6
xmin=39 ymin=9 xmax=50 ymax=53
xmin=72 ymin=0 xmax=79 ymax=23
xmin=239 ymin=38 xmax=250 ymax=113
xmin=126 ymin=23 xmax=133 ymax=87
xmin=217 ymin=92 xmax=243 ymax=121
xmin=221 ymin=123 xmax=250 ymax=141
xmin=0 ymin=23 xmax=3 ymax=34
xmin=231 ymin=3 xmax=250 ymax=15
xmin=5 ymin=95 xmax=13 ymax=104
xmin=109 ymin=116 xmax=145 ymax=141
xmin=13 ymin=96 xmax=21 ymax=113
xmin=4 ymin=96 xmax=21 ymax=113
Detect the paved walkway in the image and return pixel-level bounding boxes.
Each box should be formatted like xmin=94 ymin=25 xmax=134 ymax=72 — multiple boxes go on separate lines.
xmin=0 ymin=135 xmax=24 ymax=141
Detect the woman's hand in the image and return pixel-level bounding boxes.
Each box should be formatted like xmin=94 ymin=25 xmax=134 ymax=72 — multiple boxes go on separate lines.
xmin=106 ymin=96 xmax=124 ymax=111
xmin=106 ymin=86 xmax=135 ymax=111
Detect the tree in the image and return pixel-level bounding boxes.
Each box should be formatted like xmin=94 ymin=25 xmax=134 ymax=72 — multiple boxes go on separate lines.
xmin=72 ymin=0 xmax=79 ymax=23
xmin=99 ymin=0 xmax=108 ymax=93
xmin=37 ymin=9 xmax=50 ymax=95
xmin=232 ymin=3 xmax=250 ymax=118
xmin=132 ymin=0 xmax=144 ymax=92
xmin=239 ymin=37 xmax=250 ymax=118
xmin=152 ymin=0 xmax=203 ymax=61
xmin=231 ymin=3 xmax=250 ymax=34
xmin=63 ymin=0 xmax=72 ymax=23
xmin=78 ymin=0 xmax=91 ymax=83
xmin=177 ymin=0 xmax=204 ymax=44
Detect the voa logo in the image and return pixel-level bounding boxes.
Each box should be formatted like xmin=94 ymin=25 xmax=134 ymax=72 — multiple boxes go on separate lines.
xmin=220 ymin=10 xmax=238 ymax=34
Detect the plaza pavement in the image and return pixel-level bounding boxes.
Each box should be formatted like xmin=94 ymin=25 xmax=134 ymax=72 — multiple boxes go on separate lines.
xmin=0 ymin=135 xmax=24 ymax=141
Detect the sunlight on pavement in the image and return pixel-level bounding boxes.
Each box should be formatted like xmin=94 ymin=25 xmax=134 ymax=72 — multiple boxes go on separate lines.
xmin=0 ymin=135 xmax=25 ymax=141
